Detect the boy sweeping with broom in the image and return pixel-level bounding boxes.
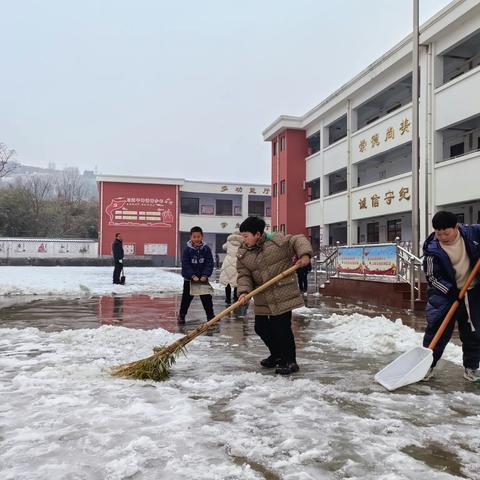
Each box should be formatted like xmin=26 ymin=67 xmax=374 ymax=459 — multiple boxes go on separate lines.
xmin=237 ymin=217 xmax=312 ymax=375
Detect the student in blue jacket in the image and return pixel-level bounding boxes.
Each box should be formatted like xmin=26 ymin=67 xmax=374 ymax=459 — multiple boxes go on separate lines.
xmin=178 ymin=226 xmax=215 ymax=324
xmin=422 ymin=211 xmax=480 ymax=382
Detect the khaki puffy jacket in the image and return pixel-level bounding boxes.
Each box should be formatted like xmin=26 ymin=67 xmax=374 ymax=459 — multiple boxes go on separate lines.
xmin=236 ymin=232 xmax=313 ymax=316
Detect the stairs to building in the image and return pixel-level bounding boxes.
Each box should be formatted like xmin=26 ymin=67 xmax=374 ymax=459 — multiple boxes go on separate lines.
xmin=317 ymin=276 xmax=427 ymax=311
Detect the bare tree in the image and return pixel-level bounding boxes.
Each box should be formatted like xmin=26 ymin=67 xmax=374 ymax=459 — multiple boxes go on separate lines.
xmin=0 ymin=142 xmax=17 ymax=178
xmin=25 ymin=174 xmax=54 ymax=216
xmin=55 ymin=167 xmax=87 ymax=204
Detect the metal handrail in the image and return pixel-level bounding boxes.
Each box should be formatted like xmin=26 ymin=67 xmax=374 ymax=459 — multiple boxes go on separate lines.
xmin=395 ymin=238 xmax=423 ymax=310
xmin=396 ymin=244 xmax=422 ymax=264
xmin=312 ymin=248 xmax=339 ymax=289
xmin=312 ymin=239 xmax=424 ymax=310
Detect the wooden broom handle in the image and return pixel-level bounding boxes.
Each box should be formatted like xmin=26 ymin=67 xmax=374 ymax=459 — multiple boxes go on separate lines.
xmin=159 ymin=263 xmax=302 ymax=355
xmin=428 ymin=258 xmax=480 ymax=350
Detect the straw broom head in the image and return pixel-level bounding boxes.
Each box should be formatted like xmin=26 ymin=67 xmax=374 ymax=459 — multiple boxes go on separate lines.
xmin=111 ymin=343 xmax=187 ymax=381
xmin=111 ymin=313 xmax=214 ymax=381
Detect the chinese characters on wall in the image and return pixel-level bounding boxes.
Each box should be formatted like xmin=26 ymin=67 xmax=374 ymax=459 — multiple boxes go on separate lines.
xmin=358 ymin=118 xmax=411 ymax=154
xmin=105 ymin=196 xmax=175 ymax=227
xmin=219 ymin=185 xmax=271 ymax=195
xmin=358 ymin=187 xmax=411 ymax=210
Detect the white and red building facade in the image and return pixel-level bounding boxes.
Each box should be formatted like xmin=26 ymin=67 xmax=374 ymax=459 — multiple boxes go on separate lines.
xmin=263 ymin=0 xmax=480 ymax=253
xmin=97 ymin=175 xmax=271 ymax=266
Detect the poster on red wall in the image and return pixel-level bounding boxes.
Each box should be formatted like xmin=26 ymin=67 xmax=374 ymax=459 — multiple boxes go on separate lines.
xmin=105 ymin=196 xmax=175 ymax=228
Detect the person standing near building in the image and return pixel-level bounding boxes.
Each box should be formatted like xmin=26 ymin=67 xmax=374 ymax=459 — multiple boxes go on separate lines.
xmin=112 ymin=233 xmax=124 ymax=285
xmin=236 ymin=216 xmax=313 ymax=375
xmin=178 ymin=226 xmax=215 ymax=324
xmin=295 ymin=257 xmax=312 ymax=294
xmin=219 ymin=231 xmax=243 ymax=305
xmin=422 ymin=211 xmax=480 ymax=382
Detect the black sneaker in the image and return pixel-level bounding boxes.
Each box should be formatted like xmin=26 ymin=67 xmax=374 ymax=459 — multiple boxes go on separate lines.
xmin=260 ymin=356 xmax=281 ymax=368
xmin=275 ymin=362 xmax=300 ymax=375
xmin=177 ymin=315 xmax=186 ymax=324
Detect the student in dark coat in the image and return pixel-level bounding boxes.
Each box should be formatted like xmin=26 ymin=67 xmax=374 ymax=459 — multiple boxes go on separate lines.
xmin=178 ymin=226 xmax=215 ymax=323
xmin=422 ymin=211 xmax=480 ymax=382
xmin=296 ymin=259 xmax=312 ymax=294
xmin=112 ymin=233 xmax=124 ymax=285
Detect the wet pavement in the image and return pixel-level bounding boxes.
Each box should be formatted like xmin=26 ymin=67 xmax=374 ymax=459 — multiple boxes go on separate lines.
xmin=0 ymin=290 xmax=428 ymax=333
xmin=1 ymin=291 xmax=478 ymax=479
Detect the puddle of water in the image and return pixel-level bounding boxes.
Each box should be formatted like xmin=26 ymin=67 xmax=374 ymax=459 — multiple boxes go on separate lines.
xmin=402 ymin=443 xmax=467 ymax=478
xmin=229 ymin=451 xmax=281 ymax=480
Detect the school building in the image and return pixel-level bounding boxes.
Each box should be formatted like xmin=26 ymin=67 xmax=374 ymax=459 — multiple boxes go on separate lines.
xmin=263 ymin=0 xmax=480 ymax=253
xmin=96 ymin=175 xmax=271 ymax=266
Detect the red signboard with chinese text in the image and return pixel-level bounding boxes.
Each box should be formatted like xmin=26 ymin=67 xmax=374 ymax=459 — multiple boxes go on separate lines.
xmin=99 ymin=182 xmax=178 ymax=257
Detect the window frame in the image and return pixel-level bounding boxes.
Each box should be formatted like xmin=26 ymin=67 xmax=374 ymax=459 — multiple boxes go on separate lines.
xmin=367 ymin=222 xmax=380 ymax=243
xmin=215 ymin=198 xmax=233 ymax=216
xmin=387 ymin=219 xmax=402 ymax=242
xmin=180 ymin=197 xmax=200 ymax=215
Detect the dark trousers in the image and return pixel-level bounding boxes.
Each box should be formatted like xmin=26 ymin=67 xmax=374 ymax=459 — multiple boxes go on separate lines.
xmin=297 ymin=270 xmax=308 ymax=293
xmin=423 ymin=286 xmax=480 ymax=369
xmin=225 ymin=284 xmax=238 ymax=303
xmin=113 ymin=262 xmax=122 ymax=284
xmin=179 ymin=280 xmax=214 ymax=320
xmin=254 ymin=311 xmax=296 ymax=364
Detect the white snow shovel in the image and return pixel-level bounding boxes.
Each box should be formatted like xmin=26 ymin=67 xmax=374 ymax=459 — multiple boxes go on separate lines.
xmin=375 ymin=258 xmax=480 ymax=391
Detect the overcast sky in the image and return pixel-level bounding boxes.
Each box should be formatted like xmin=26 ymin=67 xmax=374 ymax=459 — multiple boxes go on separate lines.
xmin=1 ymin=0 xmax=452 ymax=183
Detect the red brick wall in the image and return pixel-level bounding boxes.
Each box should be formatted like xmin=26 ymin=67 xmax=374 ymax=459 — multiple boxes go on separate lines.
xmin=270 ymin=129 xmax=307 ymax=235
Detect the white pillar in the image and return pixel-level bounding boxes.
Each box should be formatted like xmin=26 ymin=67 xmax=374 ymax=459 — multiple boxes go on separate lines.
xmin=411 ymin=0 xmax=420 ymax=256
xmin=347 ymin=99 xmax=353 ymax=245
xmin=242 ymin=192 xmax=249 ymax=221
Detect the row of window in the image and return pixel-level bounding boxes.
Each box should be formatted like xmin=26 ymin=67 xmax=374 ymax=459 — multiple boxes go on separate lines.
xmin=272 ymin=180 xmax=286 ymax=197
xmin=291 ymin=28 xmax=480 ymax=160
xmin=364 ymin=219 xmax=402 ymax=243
xmin=272 ymin=136 xmax=286 ymax=156
xmin=181 ymin=197 xmax=267 ymax=216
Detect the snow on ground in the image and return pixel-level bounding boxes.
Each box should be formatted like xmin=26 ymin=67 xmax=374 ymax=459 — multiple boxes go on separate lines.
xmin=0 ymin=325 xmax=260 ymax=480
xmin=293 ymin=306 xmax=323 ymax=316
xmin=313 ymin=312 xmax=463 ymax=365
xmin=0 ymin=266 xmax=184 ymax=297
xmin=2 ymin=310 xmax=480 ymax=479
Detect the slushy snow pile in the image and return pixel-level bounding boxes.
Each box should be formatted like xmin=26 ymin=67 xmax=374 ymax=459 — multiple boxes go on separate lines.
xmin=315 ymin=312 xmax=463 ymax=364
xmin=0 ymin=266 xmax=183 ymax=297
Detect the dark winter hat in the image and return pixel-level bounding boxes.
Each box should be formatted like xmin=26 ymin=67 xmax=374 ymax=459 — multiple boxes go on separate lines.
xmin=239 ymin=216 xmax=266 ymax=235
xmin=432 ymin=211 xmax=458 ymax=230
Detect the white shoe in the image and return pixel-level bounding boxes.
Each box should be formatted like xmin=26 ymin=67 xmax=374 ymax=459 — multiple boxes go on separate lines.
xmin=422 ymin=367 xmax=435 ymax=381
xmin=463 ymin=368 xmax=480 ymax=382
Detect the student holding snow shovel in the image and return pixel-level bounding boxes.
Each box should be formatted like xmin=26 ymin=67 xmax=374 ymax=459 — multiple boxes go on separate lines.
xmin=422 ymin=211 xmax=480 ymax=382
xmin=178 ymin=226 xmax=215 ymax=324
xmin=236 ymin=216 xmax=313 ymax=375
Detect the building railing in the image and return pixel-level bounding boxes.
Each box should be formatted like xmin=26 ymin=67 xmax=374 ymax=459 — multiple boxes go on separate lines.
xmin=395 ymin=241 xmax=423 ymax=310
xmin=312 ymin=249 xmax=339 ymax=287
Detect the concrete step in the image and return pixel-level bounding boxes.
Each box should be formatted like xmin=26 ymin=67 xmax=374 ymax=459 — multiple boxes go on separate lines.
xmin=319 ymin=276 xmax=428 ymax=311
